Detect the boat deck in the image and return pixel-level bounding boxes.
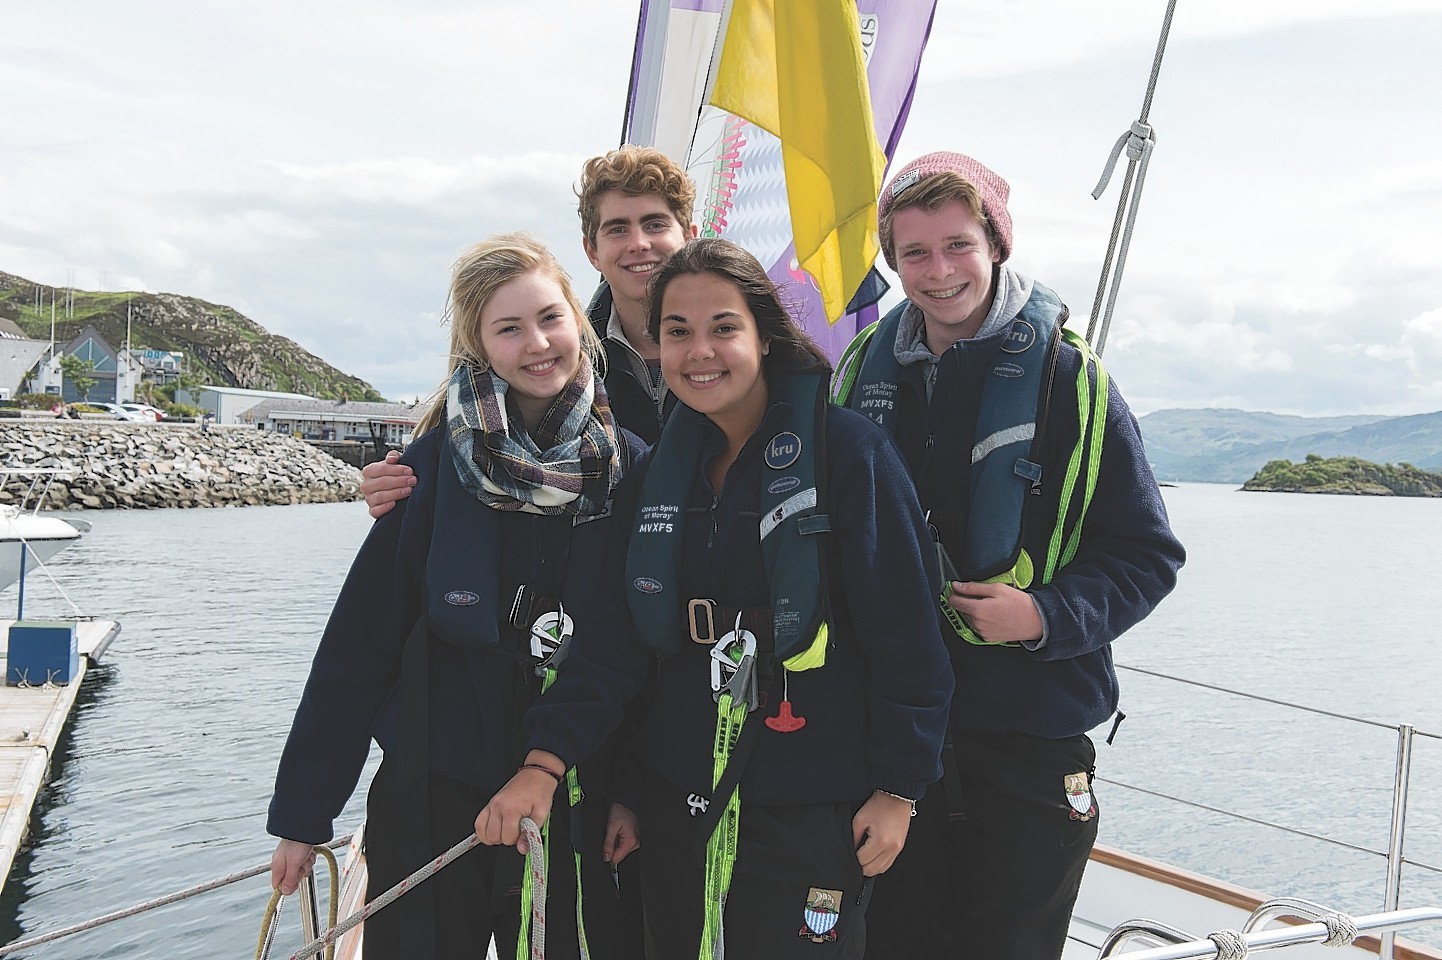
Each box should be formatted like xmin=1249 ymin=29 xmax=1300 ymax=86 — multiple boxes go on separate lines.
xmin=1065 ymin=844 xmax=1442 ymax=958
xmin=0 ymin=618 xmax=120 ymax=895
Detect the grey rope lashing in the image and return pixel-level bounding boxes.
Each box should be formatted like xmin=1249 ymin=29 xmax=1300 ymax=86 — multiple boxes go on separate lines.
xmin=1241 ymin=896 xmax=1360 ymax=948
xmin=1320 ymin=912 xmax=1360 ymax=947
xmin=1207 ymin=928 xmax=1249 ymax=959
xmin=1085 ymin=0 xmax=1179 ymax=357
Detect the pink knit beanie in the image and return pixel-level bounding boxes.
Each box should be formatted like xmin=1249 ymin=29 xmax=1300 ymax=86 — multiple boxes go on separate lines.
xmin=878 ymin=151 xmax=1013 ymax=264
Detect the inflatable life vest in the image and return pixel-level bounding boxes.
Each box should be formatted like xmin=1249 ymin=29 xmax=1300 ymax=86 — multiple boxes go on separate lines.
xmin=424 ymin=433 xmax=620 ymax=655
xmin=832 ymin=285 xmax=1108 ymax=639
xmin=626 ymin=372 xmax=831 ymax=670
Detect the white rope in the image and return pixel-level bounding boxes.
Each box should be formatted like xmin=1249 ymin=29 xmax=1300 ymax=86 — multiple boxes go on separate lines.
xmin=1321 ymin=912 xmax=1359 ymax=947
xmin=0 ymin=835 xmax=353 ymax=958
xmin=522 ymin=817 xmax=548 ymax=960
xmin=1207 ymin=929 xmax=1248 ymax=959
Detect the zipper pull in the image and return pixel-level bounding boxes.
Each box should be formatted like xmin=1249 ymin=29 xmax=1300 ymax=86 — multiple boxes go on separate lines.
xmin=707 ymin=494 xmax=720 ymax=549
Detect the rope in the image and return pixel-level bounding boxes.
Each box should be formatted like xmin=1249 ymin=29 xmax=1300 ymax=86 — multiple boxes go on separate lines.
xmin=254 ymin=845 xmax=341 ymax=960
xmin=520 ymin=817 xmax=548 ymax=960
xmin=0 ymin=836 xmax=352 ymax=958
xmin=1207 ymin=929 xmax=1248 ymax=959
xmin=283 ymin=829 xmax=483 ymax=960
xmin=1321 ymin=912 xmax=1359 ymax=947
xmin=1085 ymin=0 xmax=1179 ymax=356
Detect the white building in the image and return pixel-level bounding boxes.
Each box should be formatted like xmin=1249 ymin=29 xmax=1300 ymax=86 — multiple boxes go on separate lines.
xmin=178 ymin=385 xmax=318 ymax=425
xmin=239 ymin=398 xmax=424 ymax=446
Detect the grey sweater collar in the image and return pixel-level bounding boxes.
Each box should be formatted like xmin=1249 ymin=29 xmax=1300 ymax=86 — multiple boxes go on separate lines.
xmin=894 ymin=264 xmax=1036 ymax=366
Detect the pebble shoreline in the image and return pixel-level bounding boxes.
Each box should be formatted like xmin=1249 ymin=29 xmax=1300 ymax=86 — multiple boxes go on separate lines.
xmin=0 ymin=420 xmax=361 ymax=509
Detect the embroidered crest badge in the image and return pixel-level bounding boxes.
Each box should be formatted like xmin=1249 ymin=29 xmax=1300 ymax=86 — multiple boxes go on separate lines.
xmin=798 ymin=887 xmax=842 ymax=943
xmin=1064 ymin=771 xmax=1097 ymax=821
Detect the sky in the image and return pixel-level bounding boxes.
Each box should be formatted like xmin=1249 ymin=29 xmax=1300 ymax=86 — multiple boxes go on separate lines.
xmin=3 ymin=1 xmax=1440 ymax=418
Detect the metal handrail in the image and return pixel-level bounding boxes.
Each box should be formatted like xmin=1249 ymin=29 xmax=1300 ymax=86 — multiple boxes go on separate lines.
xmin=1116 ymin=664 xmax=1441 ymax=738
xmin=1099 ymin=919 xmax=1197 ymax=956
xmin=1098 ymin=906 xmax=1442 ymax=959
xmin=1110 ymin=663 xmax=1440 ymax=959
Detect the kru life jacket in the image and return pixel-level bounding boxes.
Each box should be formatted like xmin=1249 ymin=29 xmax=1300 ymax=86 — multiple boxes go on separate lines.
xmin=625 ymin=372 xmax=831 ymax=671
xmin=832 ymin=286 xmax=1108 ymax=643
xmin=424 ymin=434 xmax=618 ymax=657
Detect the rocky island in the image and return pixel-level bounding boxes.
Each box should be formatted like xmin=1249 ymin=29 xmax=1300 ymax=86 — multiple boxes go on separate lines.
xmin=1242 ymin=454 xmax=1442 ymax=497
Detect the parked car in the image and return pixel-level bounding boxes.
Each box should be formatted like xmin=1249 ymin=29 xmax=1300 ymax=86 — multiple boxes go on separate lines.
xmin=88 ymin=402 xmax=151 ymax=422
xmin=120 ymin=403 xmax=164 ymax=422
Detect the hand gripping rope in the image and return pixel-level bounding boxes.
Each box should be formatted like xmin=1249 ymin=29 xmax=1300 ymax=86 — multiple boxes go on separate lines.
xmin=263 ymin=818 xmax=550 ymax=960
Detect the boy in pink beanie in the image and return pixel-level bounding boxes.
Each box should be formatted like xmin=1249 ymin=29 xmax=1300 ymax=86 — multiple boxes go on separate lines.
xmin=835 ymin=152 xmax=1185 ymax=959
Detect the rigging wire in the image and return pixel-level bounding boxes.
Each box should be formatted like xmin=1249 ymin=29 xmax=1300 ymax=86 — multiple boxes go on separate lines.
xmin=1086 ymin=0 xmax=1179 ymax=357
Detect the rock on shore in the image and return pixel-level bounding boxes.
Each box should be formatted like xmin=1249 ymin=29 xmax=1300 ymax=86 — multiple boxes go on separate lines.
xmin=0 ymin=421 xmax=361 ymax=509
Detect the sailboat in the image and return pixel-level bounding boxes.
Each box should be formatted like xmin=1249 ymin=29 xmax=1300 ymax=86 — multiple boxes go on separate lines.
xmin=27 ymin=4 xmax=1429 ymax=959
xmin=0 ymin=471 xmax=88 ymax=594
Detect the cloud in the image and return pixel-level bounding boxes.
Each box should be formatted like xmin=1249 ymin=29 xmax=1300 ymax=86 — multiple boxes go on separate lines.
xmin=2 ymin=1 xmax=1440 ymax=412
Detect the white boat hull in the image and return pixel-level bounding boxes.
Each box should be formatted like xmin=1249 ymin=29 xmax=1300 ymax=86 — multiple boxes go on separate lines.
xmin=0 ymin=514 xmax=84 ymax=592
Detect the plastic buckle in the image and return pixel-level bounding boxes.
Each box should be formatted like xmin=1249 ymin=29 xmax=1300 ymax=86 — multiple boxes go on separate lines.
xmin=530 ymin=604 xmax=574 ymax=675
xmin=709 ymin=613 xmax=758 ymax=710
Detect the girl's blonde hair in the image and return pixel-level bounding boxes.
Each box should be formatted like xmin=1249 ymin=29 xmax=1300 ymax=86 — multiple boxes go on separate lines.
xmin=414 ymin=233 xmax=600 ymax=436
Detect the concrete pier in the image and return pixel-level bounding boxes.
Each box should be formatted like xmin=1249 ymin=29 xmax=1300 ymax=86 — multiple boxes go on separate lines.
xmin=0 ymin=618 xmax=120 ymax=893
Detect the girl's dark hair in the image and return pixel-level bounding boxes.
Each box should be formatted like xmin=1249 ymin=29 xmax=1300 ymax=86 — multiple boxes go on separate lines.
xmin=646 ymin=238 xmax=832 ymax=378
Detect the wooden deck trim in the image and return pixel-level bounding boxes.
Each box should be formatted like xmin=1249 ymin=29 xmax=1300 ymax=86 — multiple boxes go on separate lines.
xmin=1091 ymin=844 xmax=1442 ymax=959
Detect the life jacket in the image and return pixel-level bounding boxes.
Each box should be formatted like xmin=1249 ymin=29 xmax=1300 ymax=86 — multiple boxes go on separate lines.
xmin=424 ymin=434 xmax=620 ymax=659
xmin=625 ymin=372 xmax=831 ymax=671
xmin=832 ymin=285 xmax=1108 ymax=641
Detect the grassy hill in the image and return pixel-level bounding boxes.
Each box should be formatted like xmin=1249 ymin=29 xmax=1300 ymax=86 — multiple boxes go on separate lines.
xmin=0 ymin=271 xmax=383 ymax=401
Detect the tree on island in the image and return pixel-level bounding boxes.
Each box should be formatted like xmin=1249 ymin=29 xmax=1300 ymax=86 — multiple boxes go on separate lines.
xmin=1243 ymin=454 xmax=1442 ymax=497
xmin=58 ymin=354 xmax=97 ymax=402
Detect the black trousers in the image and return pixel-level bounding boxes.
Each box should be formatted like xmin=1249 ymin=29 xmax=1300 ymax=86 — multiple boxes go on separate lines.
xmin=640 ymin=773 xmax=873 ymax=960
xmin=864 ymin=732 xmax=1099 ymax=960
xmin=362 ymin=758 xmax=623 ymax=960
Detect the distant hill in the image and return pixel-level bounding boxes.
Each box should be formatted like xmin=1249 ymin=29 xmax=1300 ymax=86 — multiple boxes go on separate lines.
xmin=0 ymin=271 xmax=383 ymax=401
xmin=1138 ymin=408 xmax=1442 ymax=483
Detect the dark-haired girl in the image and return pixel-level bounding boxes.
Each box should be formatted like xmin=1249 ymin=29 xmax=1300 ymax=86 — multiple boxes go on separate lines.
xmin=476 ymin=238 xmax=953 ymax=958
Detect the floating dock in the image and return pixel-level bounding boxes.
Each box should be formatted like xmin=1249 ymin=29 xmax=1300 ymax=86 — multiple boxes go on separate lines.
xmin=0 ymin=618 xmax=120 ymax=894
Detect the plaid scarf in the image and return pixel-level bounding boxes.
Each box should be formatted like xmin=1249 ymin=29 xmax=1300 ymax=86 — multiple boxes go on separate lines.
xmin=444 ymin=353 xmax=620 ymax=516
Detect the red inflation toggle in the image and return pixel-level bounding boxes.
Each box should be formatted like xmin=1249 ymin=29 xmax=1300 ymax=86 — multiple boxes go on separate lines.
xmin=765 ymin=700 xmax=807 ymax=733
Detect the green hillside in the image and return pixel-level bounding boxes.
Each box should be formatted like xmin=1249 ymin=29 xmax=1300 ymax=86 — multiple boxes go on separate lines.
xmin=0 ymin=271 xmax=383 ymax=401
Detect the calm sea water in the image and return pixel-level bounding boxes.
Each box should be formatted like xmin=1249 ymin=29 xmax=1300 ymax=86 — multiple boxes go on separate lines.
xmin=1 ymin=484 xmax=1440 ymax=956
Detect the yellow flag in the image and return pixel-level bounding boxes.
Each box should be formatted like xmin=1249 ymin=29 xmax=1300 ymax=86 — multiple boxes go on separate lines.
xmin=710 ymin=0 xmax=885 ymax=325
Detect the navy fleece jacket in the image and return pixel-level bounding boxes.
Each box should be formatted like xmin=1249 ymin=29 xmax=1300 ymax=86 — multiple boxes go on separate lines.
xmin=266 ymin=427 xmax=640 ymax=844
xmin=522 ymin=390 xmax=954 ymax=805
xmin=875 ymin=308 xmax=1185 ymax=739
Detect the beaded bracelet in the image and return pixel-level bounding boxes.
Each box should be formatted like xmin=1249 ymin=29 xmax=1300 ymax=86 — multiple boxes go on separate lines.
xmin=520 ymin=763 xmax=563 ymax=783
xmin=875 ymin=788 xmax=918 ymax=817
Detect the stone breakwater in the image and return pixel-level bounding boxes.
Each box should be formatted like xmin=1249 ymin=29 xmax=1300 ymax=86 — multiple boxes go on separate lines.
xmin=0 ymin=421 xmax=362 ymax=509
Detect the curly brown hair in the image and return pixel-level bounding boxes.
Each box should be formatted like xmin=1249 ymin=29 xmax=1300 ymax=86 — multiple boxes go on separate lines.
xmin=576 ymin=146 xmax=697 ymax=246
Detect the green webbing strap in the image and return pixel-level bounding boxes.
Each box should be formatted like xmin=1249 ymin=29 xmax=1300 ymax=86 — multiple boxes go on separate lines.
xmin=1043 ymin=331 xmax=1108 ymax=583
xmin=830 ymin=319 xmax=880 ymax=406
xmin=517 ymin=661 xmax=591 ymax=960
xmin=699 ymin=692 xmax=748 ymax=960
